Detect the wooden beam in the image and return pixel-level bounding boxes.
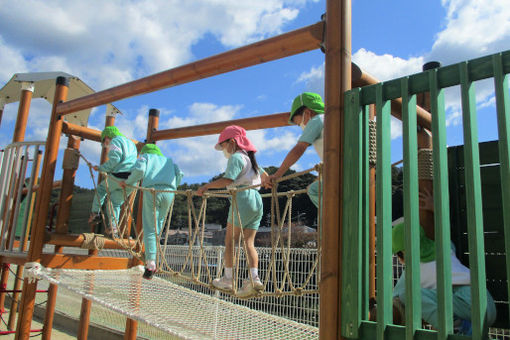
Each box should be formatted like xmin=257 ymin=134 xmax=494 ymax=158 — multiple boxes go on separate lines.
xmin=56 ymin=22 xmax=323 ymax=116
xmin=62 ymin=122 xmax=142 ymax=147
xmin=153 ymin=112 xmax=289 ymax=141
xmin=40 ymin=254 xmax=129 ymax=270
xmin=45 ymin=232 xmax=137 ymax=250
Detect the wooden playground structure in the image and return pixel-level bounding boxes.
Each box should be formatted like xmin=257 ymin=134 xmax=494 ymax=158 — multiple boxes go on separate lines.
xmin=0 ymin=0 xmax=508 ymax=339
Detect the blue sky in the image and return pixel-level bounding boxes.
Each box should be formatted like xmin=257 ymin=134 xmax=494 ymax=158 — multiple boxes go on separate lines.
xmin=0 ymin=0 xmax=509 ymax=188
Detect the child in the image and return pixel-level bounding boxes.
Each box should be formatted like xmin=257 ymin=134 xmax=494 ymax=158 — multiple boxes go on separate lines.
xmin=120 ymin=144 xmax=183 ymax=279
xmin=392 ymin=188 xmax=497 ymax=334
xmin=89 ymin=126 xmax=138 ymax=236
xmin=197 ymin=125 xmax=267 ymax=296
xmin=263 ymin=92 xmax=324 ymax=208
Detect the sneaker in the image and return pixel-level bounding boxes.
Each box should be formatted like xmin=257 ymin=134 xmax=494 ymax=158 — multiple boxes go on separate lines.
xmin=212 ymin=276 xmax=233 ymax=291
xmin=105 ymin=227 xmax=119 ymax=238
xmin=143 ymin=267 xmax=156 ymax=280
xmin=89 ymin=214 xmax=102 ymax=225
xmin=238 ymin=277 xmax=264 ymax=297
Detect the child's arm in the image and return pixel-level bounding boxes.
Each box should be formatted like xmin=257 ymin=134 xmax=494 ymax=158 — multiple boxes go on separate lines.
xmin=196 ymin=177 xmax=233 ymax=196
xmin=269 ymin=142 xmax=308 ymax=179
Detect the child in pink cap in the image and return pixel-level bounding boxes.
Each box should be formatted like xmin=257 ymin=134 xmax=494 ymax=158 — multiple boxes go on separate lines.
xmin=197 ymin=125 xmax=268 ymax=297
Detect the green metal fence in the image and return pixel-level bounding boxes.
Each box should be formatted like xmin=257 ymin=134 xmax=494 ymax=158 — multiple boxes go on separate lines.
xmin=341 ymin=50 xmax=510 ymax=340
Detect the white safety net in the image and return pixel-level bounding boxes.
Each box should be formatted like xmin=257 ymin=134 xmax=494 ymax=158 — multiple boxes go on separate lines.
xmin=33 ymin=266 xmax=319 ymax=339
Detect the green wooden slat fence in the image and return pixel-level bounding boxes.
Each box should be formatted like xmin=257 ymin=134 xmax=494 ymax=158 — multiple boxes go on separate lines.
xmin=341 ymin=50 xmax=510 ymax=340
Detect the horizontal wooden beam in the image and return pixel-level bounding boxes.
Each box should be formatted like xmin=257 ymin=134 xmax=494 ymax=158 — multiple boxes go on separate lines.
xmin=40 ymin=254 xmax=129 ymax=270
xmin=352 ymin=65 xmax=432 ymax=130
xmin=56 ymin=22 xmax=324 ymax=116
xmin=62 ymin=122 xmax=142 ymax=147
xmin=153 ymin=112 xmax=290 ymax=141
xmin=0 ymin=254 xmax=27 ymax=266
xmin=45 ymin=232 xmax=137 ymax=250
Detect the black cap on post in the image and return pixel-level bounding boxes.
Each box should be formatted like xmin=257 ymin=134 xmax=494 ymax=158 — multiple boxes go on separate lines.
xmin=149 ymin=108 xmax=160 ymax=117
xmin=56 ymin=76 xmax=69 ymax=87
xmin=422 ymin=61 xmax=441 ymax=71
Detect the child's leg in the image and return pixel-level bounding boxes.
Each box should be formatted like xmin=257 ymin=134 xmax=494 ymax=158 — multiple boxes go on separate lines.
xmin=223 ymin=223 xmax=241 ymax=269
xmin=142 ymin=192 xmax=158 ymax=262
xmin=242 ymin=228 xmax=259 ymax=273
xmin=91 ymin=180 xmax=107 ymax=214
xmin=307 ymin=180 xmax=322 ymax=209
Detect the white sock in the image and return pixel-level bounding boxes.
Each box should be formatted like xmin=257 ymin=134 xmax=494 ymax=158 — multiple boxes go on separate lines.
xmin=250 ymin=268 xmax=259 ymax=279
xmin=224 ymin=267 xmax=233 ymax=279
xmin=146 ymin=260 xmax=156 ymax=271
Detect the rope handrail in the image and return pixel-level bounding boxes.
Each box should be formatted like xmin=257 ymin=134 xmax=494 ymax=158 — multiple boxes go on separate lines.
xmin=78 ymin=151 xmax=322 ymax=298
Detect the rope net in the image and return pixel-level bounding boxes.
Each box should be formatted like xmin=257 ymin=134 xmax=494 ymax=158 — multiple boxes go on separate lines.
xmin=32 ymin=266 xmax=319 ymax=339
xmin=80 ymin=153 xmax=322 ymax=299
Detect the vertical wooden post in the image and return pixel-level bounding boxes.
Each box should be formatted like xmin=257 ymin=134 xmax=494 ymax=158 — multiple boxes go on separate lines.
xmin=123 ymin=108 xmax=159 ymax=340
xmin=321 ymin=0 xmax=351 ymax=339
xmin=15 ymin=76 xmax=69 ymax=340
xmin=0 ymin=82 xmax=34 ymax=315
xmin=56 ymin=136 xmax=81 ymax=234
xmin=7 ymin=150 xmax=42 ymax=330
xmin=77 ymin=113 xmax=116 ymax=340
xmin=41 ymin=246 xmax=62 ymax=340
xmin=417 ymin=62 xmax=439 ymax=240
xmin=368 ymin=105 xmax=376 ymax=299
xmin=42 ymin=135 xmax=81 ymax=339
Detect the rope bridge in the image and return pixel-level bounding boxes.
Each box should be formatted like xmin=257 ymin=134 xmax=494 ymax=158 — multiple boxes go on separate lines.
xmin=79 ymin=152 xmax=322 ymax=299
xmin=25 ymin=265 xmax=319 ymax=339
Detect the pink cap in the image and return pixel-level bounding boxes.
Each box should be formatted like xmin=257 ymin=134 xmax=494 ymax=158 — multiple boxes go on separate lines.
xmin=214 ymin=125 xmax=257 ymax=152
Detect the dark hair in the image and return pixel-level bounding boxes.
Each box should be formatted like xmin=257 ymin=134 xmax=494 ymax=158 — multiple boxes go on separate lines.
xmin=247 ymin=151 xmax=259 ymax=173
xmin=293 ymin=106 xmax=306 ymax=119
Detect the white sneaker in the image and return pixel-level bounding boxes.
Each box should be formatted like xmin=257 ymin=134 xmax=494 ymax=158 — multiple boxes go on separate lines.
xmin=212 ymin=276 xmax=233 ymax=290
xmin=238 ymin=277 xmax=264 ymax=297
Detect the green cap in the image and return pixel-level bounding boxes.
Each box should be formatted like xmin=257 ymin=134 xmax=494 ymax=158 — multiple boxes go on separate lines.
xmin=141 ymin=143 xmax=163 ymax=157
xmin=392 ymin=222 xmax=435 ymax=263
xmin=289 ymin=92 xmax=325 ymax=124
xmin=101 ymin=126 xmax=123 ymax=141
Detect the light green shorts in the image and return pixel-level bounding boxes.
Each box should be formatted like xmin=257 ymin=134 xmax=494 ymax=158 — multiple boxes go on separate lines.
xmin=227 ymin=189 xmax=263 ymax=230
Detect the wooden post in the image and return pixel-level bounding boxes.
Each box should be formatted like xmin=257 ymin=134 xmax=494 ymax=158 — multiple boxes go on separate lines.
xmin=123 ymin=108 xmax=159 ymax=340
xmin=41 ymin=135 xmax=80 ymax=339
xmin=15 ymin=76 xmax=69 ymax=340
xmin=8 ymin=150 xmax=43 ymax=330
xmin=56 ymin=136 xmax=81 ymax=234
xmin=417 ymin=62 xmax=439 ymax=241
xmin=77 ymin=112 xmax=116 ymax=339
xmin=321 ymin=0 xmax=351 ymax=339
xmin=368 ymin=105 xmax=376 ymax=300
xmin=0 ymin=82 xmax=34 ymax=316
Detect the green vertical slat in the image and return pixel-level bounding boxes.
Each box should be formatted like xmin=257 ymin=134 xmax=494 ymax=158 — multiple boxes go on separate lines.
xmin=493 ymin=53 xmax=510 ymax=326
xmin=375 ymin=83 xmax=392 ymax=340
xmin=361 ymin=104 xmax=370 ymax=320
xmin=341 ymin=88 xmax=363 ymax=338
xmin=459 ymin=61 xmax=487 ymax=339
xmin=429 ymin=69 xmax=453 ymax=339
xmin=401 ymin=77 xmax=422 ymax=339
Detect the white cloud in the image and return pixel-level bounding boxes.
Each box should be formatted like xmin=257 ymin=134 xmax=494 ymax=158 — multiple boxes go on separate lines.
xmin=0 ymin=0 xmax=311 ymax=90
xmin=352 ymin=49 xmax=424 ymax=82
xmin=295 ymin=0 xmax=510 ymax=139
xmin=430 ymin=0 xmax=510 ymax=65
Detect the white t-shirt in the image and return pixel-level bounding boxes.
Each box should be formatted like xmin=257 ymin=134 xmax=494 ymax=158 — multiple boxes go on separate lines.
xmin=417 ymin=251 xmax=471 ymax=290
xmin=223 ymin=151 xmax=261 ymax=189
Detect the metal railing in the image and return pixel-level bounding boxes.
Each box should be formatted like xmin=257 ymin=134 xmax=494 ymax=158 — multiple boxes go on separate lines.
xmin=342 ymin=50 xmax=510 ymax=339
xmin=0 ymin=141 xmax=45 ymax=253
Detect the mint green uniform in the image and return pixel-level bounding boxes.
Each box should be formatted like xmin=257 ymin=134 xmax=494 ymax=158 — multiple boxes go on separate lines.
xmin=91 ymin=135 xmax=138 ymax=224
xmin=126 ymin=153 xmax=183 ymax=261
xmin=224 ymin=153 xmax=262 ymax=230
xmin=298 ymin=115 xmax=324 ymax=208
